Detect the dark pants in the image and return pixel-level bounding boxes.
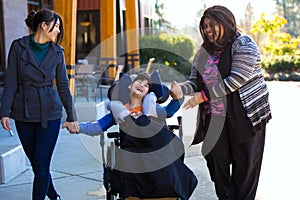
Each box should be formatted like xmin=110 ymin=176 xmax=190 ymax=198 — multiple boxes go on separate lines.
xmin=15 ymin=119 xmax=61 ymax=200
xmin=204 ymin=118 xmax=266 ymax=200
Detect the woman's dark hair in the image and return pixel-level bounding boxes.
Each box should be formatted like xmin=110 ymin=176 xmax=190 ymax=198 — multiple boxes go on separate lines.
xmin=25 ymin=9 xmax=64 ymax=45
xmin=199 ymin=5 xmax=240 ymax=53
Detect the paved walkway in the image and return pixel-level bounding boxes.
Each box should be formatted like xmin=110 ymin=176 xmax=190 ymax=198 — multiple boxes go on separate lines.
xmin=0 ymin=81 xmax=300 ymax=200
xmin=255 ymin=81 xmax=300 ymax=200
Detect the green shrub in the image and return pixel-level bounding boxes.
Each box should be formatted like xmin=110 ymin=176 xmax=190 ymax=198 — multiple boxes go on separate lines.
xmin=261 ymin=55 xmax=300 ymax=72
xmin=139 ymin=33 xmax=195 ymax=78
xmin=251 ymin=14 xmax=300 ymax=73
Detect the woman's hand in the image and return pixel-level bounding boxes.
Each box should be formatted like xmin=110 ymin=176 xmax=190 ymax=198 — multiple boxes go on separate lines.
xmin=170 ymin=81 xmax=183 ymax=99
xmin=183 ymin=92 xmax=205 ymax=109
xmin=1 ymin=117 xmax=11 ymax=131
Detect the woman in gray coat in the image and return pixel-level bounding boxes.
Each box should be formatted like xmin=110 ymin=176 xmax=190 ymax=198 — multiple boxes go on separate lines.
xmin=0 ymin=9 xmax=78 ymax=200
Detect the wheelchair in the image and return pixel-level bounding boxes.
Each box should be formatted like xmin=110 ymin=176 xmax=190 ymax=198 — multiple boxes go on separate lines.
xmin=100 ymin=72 xmax=198 ymax=200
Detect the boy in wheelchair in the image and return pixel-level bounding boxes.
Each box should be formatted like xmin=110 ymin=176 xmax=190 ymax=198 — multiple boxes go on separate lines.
xmin=69 ymin=72 xmax=198 ymax=200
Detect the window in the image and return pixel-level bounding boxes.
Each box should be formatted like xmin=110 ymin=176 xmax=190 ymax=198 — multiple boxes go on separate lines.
xmin=76 ymin=11 xmax=100 ymax=61
xmin=28 ymin=0 xmax=53 ymax=12
xmin=144 ymin=17 xmax=153 ymax=35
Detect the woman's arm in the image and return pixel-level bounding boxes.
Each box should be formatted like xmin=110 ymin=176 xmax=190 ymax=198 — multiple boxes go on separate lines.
xmin=179 ymin=47 xmax=208 ymax=96
xmin=0 ymin=41 xmax=19 ymax=118
xmin=55 ymin=48 xmax=77 ymax=122
xmin=180 ymin=66 xmax=199 ymax=95
xmin=210 ymin=35 xmax=260 ymax=98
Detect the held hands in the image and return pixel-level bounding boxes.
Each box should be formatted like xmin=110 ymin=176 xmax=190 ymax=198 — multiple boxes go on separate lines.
xmin=170 ymin=81 xmax=183 ymax=99
xmin=170 ymin=81 xmax=208 ymax=109
xmin=62 ymin=121 xmax=80 ymax=134
xmin=1 ymin=117 xmax=80 ymax=134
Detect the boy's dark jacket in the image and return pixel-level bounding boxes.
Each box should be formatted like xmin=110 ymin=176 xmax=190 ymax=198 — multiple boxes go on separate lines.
xmin=105 ymin=115 xmax=198 ymax=200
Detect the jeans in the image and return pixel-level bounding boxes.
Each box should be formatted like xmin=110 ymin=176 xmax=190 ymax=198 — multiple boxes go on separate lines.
xmin=15 ymin=119 xmax=61 ymax=200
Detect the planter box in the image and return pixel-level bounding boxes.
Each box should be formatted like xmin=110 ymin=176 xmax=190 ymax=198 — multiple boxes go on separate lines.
xmin=0 ymin=145 xmax=27 ymax=184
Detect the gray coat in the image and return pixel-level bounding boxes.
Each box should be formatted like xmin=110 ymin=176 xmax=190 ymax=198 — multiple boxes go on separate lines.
xmin=0 ymin=35 xmax=76 ymax=128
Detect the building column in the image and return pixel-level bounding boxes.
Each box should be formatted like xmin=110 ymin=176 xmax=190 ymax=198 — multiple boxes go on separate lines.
xmin=100 ymin=0 xmax=117 ymax=83
xmin=53 ymin=0 xmax=77 ymax=95
xmin=125 ymin=0 xmax=140 ymax=69
xmin=2 ymin=0 xmax=27 ymax=68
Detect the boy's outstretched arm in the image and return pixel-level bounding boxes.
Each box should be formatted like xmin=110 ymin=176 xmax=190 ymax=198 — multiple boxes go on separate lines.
xmin=79 ymin=113 xmax=116 ymax=136
xmin=162 ymin=97 xmax=184 ymax=118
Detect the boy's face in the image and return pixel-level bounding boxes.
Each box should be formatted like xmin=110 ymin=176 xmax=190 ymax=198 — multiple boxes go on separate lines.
xmin=129 ymin=79 xmax=150 ymax=98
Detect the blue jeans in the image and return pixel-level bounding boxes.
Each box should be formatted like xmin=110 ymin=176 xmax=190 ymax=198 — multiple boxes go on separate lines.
xmin=15 ymin=119 xmax=61 ymax=200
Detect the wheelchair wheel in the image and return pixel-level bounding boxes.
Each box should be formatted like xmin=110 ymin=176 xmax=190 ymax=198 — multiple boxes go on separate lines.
xmin=106 ymin=191 xmax=125 ymax=200
xmin=106 ymin=190 xmax=115 ymax=200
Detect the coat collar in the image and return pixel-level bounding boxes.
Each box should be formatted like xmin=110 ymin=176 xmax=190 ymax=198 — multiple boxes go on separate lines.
xmin=19 ymin=35 xmax=61 ymax=74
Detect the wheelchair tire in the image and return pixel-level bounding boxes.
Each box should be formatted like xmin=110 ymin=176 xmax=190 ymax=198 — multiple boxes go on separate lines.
xmin=106 ymin=190 xmax=115 ymax=200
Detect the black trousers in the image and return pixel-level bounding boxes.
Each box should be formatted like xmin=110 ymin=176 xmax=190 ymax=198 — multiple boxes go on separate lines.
xmin=204 ymin=117 xmax=266 ymax=200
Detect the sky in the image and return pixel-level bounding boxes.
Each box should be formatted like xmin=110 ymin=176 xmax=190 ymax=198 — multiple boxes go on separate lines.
xmin=162 ymin=0 xmax=276 ymax=28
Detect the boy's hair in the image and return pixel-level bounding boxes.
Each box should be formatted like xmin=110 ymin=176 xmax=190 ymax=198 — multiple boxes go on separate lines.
xmin=132 ymin=73 xmax=151 ymax=86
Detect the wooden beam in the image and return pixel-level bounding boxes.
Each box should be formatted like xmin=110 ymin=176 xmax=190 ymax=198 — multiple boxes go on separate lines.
xmin=100 ymin=0 xmax=117 ymax=81
xmin=53 ymin=0 xmax=77 ymax=95
xmin=125 ymin=0 xmax=140 ymax=69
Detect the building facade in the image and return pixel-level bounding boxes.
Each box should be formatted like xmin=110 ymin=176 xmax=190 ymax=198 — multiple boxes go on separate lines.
xmin=0 ymin=0 xmax=156 ymax=94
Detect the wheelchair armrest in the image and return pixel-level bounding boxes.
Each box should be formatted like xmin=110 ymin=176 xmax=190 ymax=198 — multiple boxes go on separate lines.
xmin=168 ymin=125 xmax=180 ymax=131
xmin=107 ymin=132 xmax=120 ymax=139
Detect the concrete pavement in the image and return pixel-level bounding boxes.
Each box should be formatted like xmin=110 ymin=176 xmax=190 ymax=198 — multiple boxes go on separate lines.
xmin=0 ymin=81 xmax=300 ymax=200
xmin=0 ymin=122 xmax=217 ymax=200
